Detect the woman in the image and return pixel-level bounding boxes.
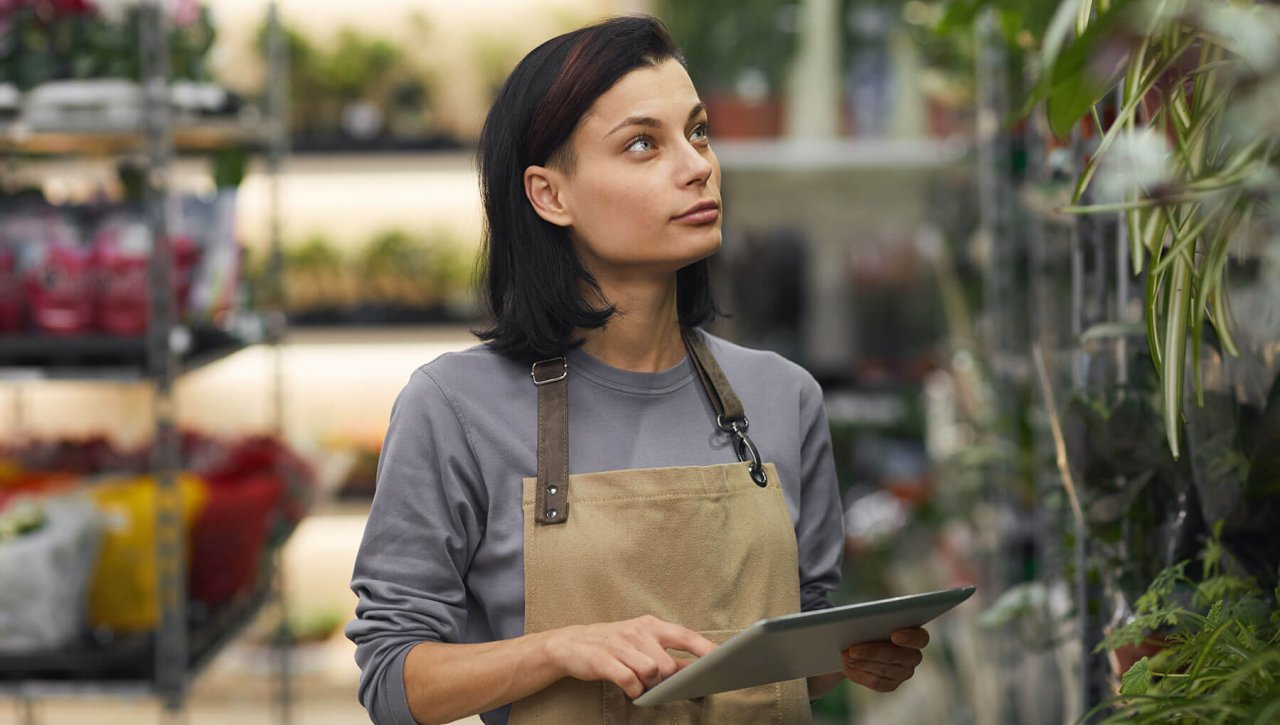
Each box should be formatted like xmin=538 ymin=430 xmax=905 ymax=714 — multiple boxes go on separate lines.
xmin=347 ymin=15 xmax=930 ymax=725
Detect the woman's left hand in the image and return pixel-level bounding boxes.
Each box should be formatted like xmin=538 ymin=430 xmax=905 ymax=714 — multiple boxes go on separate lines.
xmin=841 ymin=628 xmax=929 ymax=693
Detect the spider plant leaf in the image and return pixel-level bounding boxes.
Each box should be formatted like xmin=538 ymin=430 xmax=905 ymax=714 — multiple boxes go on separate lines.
xmin=1191 ymin=271 xmax=1205 ymax=407
xmin=1146 ymin=236 xmax=1166 ymax=378
xmin=1127 ymin=206 xmax=1146 ymax=275
xmin=1164 ymin=252 xmax=1192 ymax=458
xmin=1142 ymin=203 xmax=1168 ymax=257
xmin=1211 ymin=287 xmax=1240 ymax=358
xmin=1197 ymin=196 xmax=1246 ymax=361
xmin=1071 ymin=33 xmax=1200 ymax=202
xmin=1076 ymin=0 xmax=1093 ymax=36
xmin=1151 ymin=208 xmax=1212 ymax=277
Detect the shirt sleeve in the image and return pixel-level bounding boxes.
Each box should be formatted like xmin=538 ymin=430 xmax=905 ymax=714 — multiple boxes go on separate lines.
xmin=796 ymin=371 xmax=844 ymax=611
xmin=345 ymin=367 xmax=487 ymax=725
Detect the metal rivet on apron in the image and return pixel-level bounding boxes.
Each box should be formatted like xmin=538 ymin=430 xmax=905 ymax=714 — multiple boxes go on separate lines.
xmin=547 ymin=485 xmax=558 ymax=495
xmin=547 ymin=509 xmax=558 ymax=519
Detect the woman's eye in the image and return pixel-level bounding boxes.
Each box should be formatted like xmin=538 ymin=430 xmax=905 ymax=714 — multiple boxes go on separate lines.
xmin=690 ymin=123 xmax=709 ymax=142
xmin=626 ymin=136 xmax=654 ymax=153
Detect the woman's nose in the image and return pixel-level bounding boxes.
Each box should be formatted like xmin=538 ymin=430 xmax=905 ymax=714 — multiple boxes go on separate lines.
xmin=679 ymin=142 xmax=714 ymax=186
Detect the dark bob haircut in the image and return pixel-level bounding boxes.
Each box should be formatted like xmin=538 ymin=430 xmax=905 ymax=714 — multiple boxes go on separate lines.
xmin=473 ymin=15 xmax=721 ymax=363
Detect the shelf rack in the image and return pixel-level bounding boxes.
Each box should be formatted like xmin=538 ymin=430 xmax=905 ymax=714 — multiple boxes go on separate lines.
xmin=0 ymin=1 xmax=291 ymax=722
xmin=0 ymin=117 xmax=268 ymax=156
xmin=0 ymin=325 xmax=254 ymax=382
xmin=0 ymin=549 xmax=281 ymax=698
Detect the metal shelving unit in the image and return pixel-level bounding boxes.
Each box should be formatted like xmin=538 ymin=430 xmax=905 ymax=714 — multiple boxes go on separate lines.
xmin=0 ymin=118 xmax=267 ymax=156
xmin=0 ymin=328 xmax=252 ymax=381
xmin=0 ymin=1 xmax=291 ymax=721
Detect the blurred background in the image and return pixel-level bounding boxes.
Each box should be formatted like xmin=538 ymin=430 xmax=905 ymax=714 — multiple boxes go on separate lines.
xmin=2 ymin=0 xmax=1278 ymax=723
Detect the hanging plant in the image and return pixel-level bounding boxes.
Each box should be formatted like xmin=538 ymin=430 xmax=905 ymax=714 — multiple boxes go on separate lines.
xmin=1028 ymin=0 xmax=1280 ymax=459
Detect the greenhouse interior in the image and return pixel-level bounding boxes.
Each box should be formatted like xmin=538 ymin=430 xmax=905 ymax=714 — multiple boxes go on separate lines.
xmin=1 ymin=0 xmax=1278 ymax=723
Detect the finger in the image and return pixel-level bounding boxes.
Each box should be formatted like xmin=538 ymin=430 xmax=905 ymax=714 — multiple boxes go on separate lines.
xmin=655 ymin=623 xmax=717 ymax=658
xmin=600 ymin=657 xmax=646 ymax=699
xmin=613 ymin=647 xmax=665 ymax=691
xmin=845 ymin=643 xmax=924 ymax=668
xmin=626 ymin=631 xmax=682 ymax=681
xmin=890 ymin=628 xmax=930 ymax=650
xmin=845 ymin=659 xmax=915 ymax=683
xmin=845 ymin=667 xmax=901 ymax=693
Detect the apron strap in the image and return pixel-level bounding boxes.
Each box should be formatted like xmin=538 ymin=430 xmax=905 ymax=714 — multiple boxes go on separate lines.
xmin=680 ymin=327 xmax=767 ymax=487
xmin=530 ymin=327 xmax=768 ymax=525
xmin=680 ymin=326 xmax=744 ymax=422
xmin=531 ymin=357 xmax=569 ymax=525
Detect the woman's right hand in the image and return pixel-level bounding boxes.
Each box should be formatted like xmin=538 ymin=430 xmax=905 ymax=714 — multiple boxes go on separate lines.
xmin=543 ymin=615 xmax=718 ymax=698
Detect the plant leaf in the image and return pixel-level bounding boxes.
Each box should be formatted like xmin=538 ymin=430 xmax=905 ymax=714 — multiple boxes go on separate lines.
xmin=1121 ymin=656 xmax=1153 ymax=696
xmin=1163 ymin=252 xmax=1193 ymax=459
xmin=1042 ymin=0 xmax=1086 ymax=74
xmin=1146 ymin=238 xmax=1165 ymax=379
xmin=1032 ymin=0 xmax=1137 ymax=137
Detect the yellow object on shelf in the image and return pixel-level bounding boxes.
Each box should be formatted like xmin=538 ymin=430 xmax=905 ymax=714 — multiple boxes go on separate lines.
xmin=87 ymin=474 xmax=208 ymax=633
xmin=0 ymin=459 xmax=23 ymax=488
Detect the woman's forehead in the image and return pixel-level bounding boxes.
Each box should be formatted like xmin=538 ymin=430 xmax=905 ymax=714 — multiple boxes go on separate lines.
xmin=579 ymin=59 xmax=701 ymax=131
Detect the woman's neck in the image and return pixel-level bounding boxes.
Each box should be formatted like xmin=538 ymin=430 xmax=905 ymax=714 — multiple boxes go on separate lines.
xmin=578 ymin=274 xmax=685 ymax=373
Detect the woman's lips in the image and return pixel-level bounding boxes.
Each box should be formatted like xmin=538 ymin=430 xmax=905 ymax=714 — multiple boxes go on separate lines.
xmin=672 ymin=206 xmax=720 ymax=225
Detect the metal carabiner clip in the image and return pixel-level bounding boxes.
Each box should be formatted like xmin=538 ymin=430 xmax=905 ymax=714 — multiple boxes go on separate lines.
xmin=719 ymin=416 xmax=767 ymax=487
xmin=734 ymin=430 xmax=767 ymax=486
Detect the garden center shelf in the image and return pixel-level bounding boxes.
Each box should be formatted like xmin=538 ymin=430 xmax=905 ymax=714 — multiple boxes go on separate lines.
xmin=0 ymin=553 xmax=280 ymax=700
xmin=0 ymin=118 xmax=269 ymax=156
xmin=0 ymin=324 xmax=260 ymax=382
xmin=0 ymin=2 xmax=292 ymax=720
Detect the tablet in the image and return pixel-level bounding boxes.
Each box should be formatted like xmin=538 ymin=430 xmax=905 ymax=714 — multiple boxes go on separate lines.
xmin=633 ymin=585 xmax=976 ymax=706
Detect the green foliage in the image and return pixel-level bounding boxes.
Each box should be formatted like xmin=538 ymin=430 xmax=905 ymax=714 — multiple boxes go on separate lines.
xmin=937 ymin=0 xmax=1280 ymax=461
xmin=0 ymin=4 xmax=216 ymax=89
xmin=1044 ymin=1 xmax=1280 ymax=460
xmin=259 ymin=19 xmax=435 ymax=142
xmin=934 ymin=0 xmax=1062 ymax=52
xmin=210 ymin=148 xmax=249 ymax=190
xmin=655 ymin=0 xmax=800 ymax=92
xmin=283 ymin=607 xmax=346 ymax=644
xmin=1120 ymin=655 xmax=1152 ymax=695
xmin=1091 ymin=525 xmax=1280 ymax=724
xmin=281 ymin=228 xmax=476 ymax=316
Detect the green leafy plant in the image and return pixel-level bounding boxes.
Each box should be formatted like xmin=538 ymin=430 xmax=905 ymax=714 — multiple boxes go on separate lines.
xmin=0 ymin=2 xmax=216 ymax=88
xmin=1090 ymin=522 xmax=1280 ymax=724
xmin=281 ymin=234 xmax=358 ymax=314
xmin=1030 ymin=0 xmax=1280 ymax=459
xmin=260 ymin=19 xmax=438 ymax=145
xmin=656 ymin=0 xmax=800 ymax=93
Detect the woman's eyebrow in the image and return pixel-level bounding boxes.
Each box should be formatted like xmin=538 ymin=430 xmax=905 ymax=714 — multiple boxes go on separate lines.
xmin=605 ymin=102 xmax=707 ymax=138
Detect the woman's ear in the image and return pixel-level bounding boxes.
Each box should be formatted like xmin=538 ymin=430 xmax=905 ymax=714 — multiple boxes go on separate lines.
xmin=523 ymin=165 xmax=573 ymax=227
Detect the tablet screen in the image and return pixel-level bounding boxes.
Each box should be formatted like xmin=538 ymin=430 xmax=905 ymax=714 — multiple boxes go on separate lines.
xmin=634 ymin=585 xmax=976 ymax=706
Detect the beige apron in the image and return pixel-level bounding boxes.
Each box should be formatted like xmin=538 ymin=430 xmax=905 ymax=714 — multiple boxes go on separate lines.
xmin=509 ymin=328 xmax=813 ymax=724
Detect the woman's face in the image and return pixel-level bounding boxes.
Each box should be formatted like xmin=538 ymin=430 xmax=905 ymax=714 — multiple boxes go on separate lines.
xmin=525 ymin=58 xmax=722 ymax=279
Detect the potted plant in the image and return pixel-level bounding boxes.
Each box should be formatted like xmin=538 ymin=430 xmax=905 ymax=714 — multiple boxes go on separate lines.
xmin=656 ymin=0 xmax=798 ymax=138
xmin=1088 ymin=522 xmax=1280 ymax=722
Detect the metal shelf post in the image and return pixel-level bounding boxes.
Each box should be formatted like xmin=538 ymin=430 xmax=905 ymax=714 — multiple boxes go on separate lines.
xmin=139 ymin=0 xmax=187 ymax=714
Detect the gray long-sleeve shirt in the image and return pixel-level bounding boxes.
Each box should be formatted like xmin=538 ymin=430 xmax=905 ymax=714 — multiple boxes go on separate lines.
xmin=346 ymin=329 xmax=844 ymax=725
